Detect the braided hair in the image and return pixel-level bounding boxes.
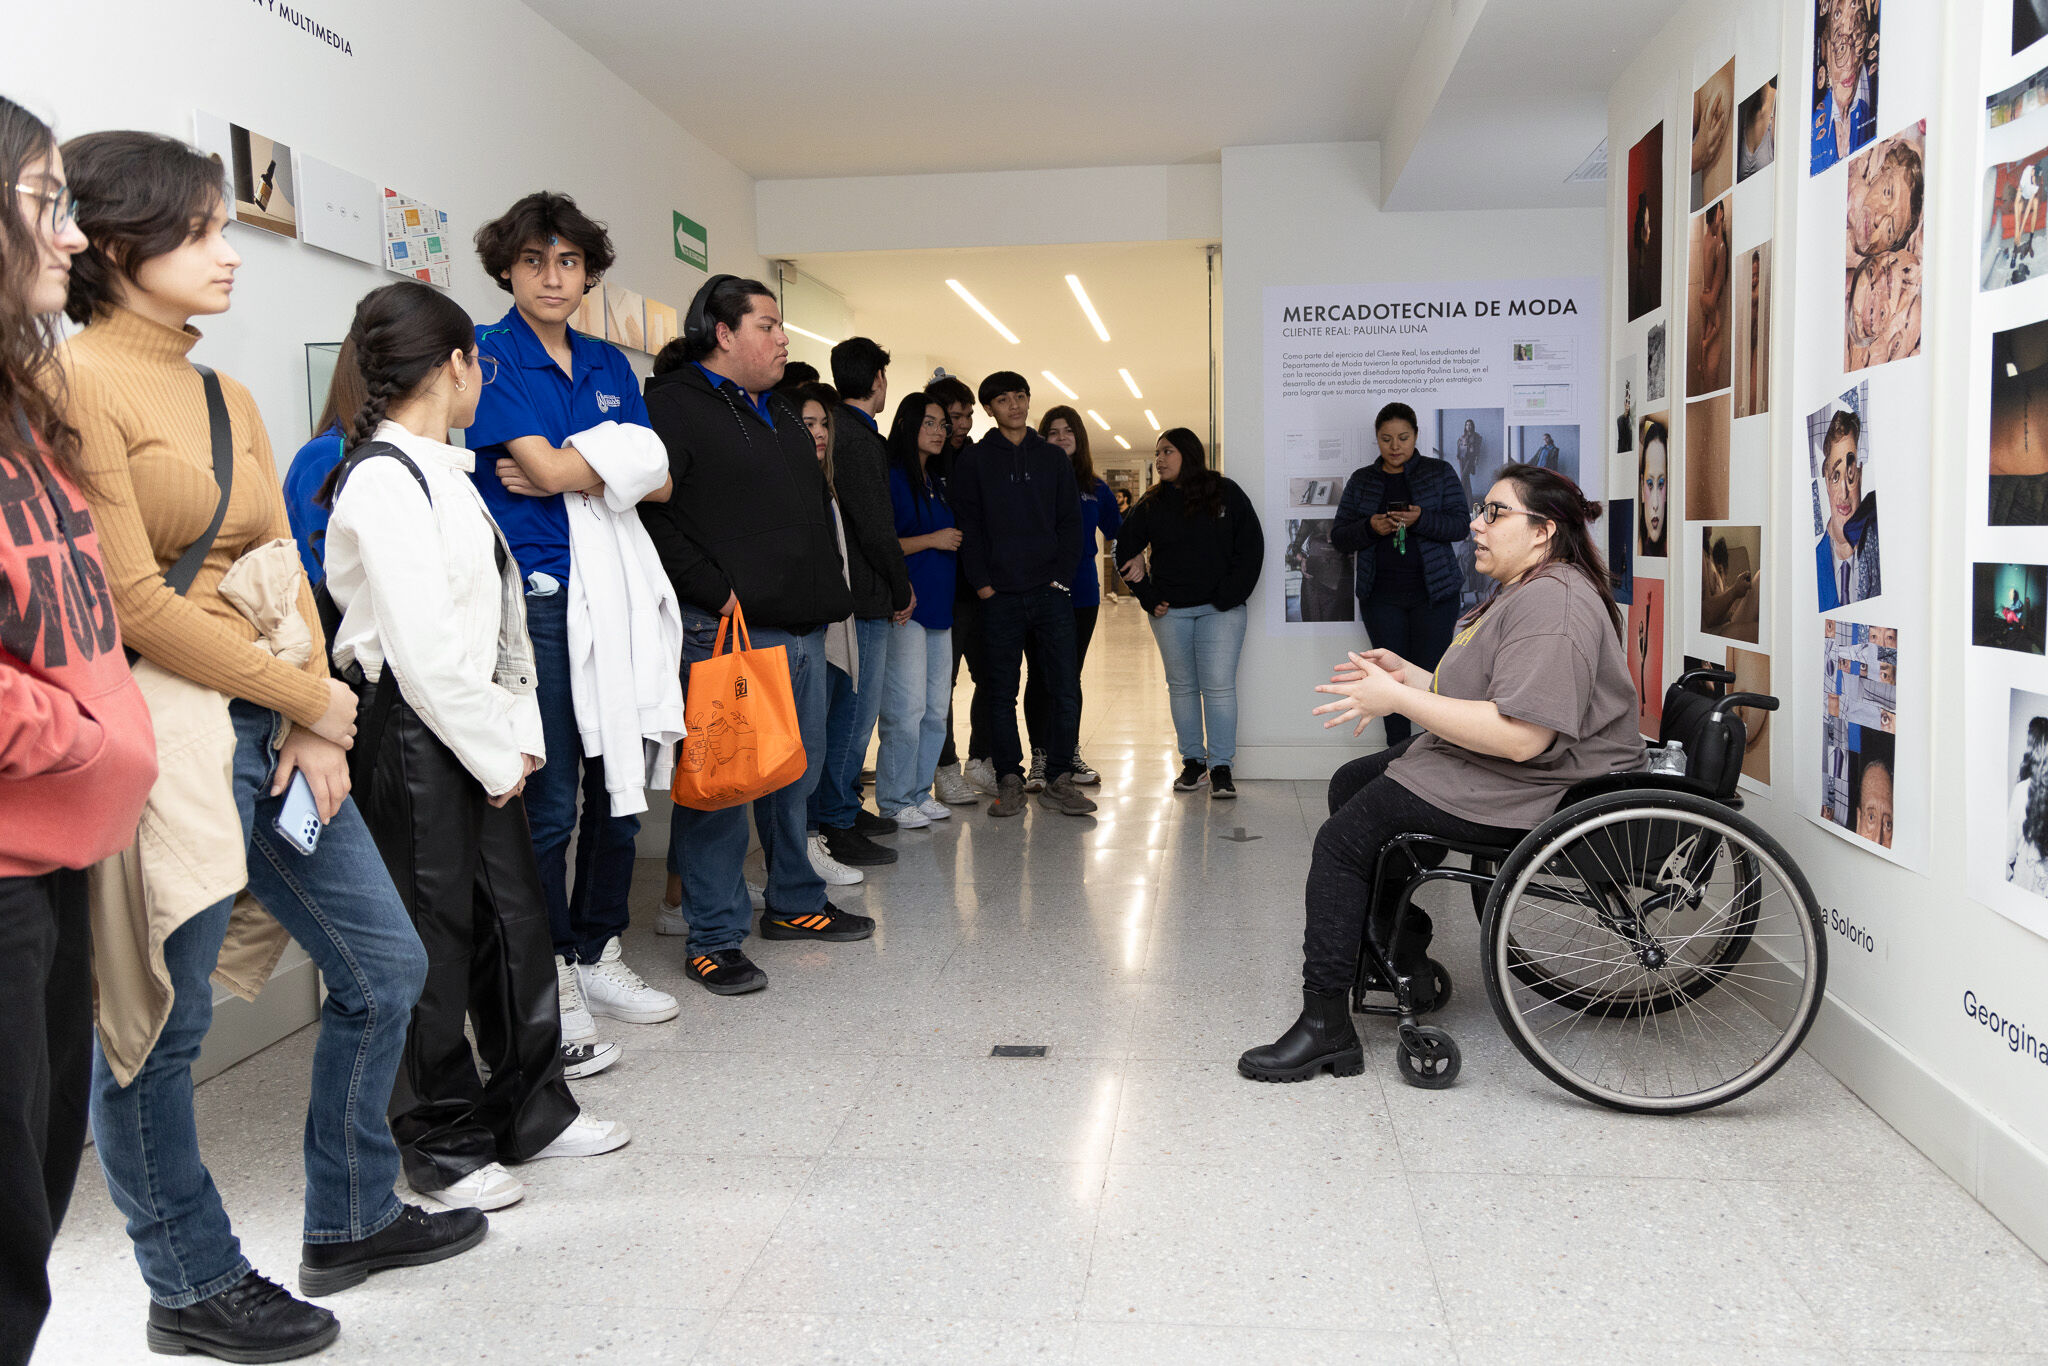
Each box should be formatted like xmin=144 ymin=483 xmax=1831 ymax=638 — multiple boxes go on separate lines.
xmin=316 ymin=281 xmax=474 ymax=505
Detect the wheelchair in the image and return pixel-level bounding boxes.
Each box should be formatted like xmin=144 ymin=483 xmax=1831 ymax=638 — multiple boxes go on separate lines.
xmin=1352 ymin=667 xmax=1828 ymax=1114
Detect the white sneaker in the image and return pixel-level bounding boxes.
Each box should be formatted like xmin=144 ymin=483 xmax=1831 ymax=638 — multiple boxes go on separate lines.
xmin=808 ymin=834 xmax=866 ymax=886
xmin=917 ymin=796 xmax=952 ymax=821
xmin=433 ymin=1162 xmax=525 ymax=1211
xmin=964 ymin=757 xmax=998 ymax=794
xmin=561 ymin=1040 xmax=622 ymax=1080
xmin=882 ymin=804 xmax=932 ymax=830
xmin=933 ymin=766 xmax=980 ymax=806
xmin=556 ymin=956 xmax=596 ymax=1043
xmin=531 ymin=1113 xmax=631 ymax=1160
xmin=579 ymin=938 xmax=679 ymax=1025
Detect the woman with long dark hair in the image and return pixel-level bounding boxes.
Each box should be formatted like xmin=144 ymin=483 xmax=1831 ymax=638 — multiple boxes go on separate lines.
xmin=1240 ymin=464 xmax=1643 ymax=1083
xmin=1638 ymin=417 xmax=1670 ymax=557
xmin=0 ymin=97 xmax=157 ymax=1366
xmin=60 ymin=129 xmax=463 ymax=1360
xmin=1114 ymin=427 xmax=1263 ymax=797
xmin=2008 ymin=718 xmax=2048 ymax=895
xmin=1028 ymin=403 xmax=1120 ymax=786
xmin=875 ymin=391 xmax=961 ymax=825
xmin=323 ymin=280 xmax=629 ymax=1216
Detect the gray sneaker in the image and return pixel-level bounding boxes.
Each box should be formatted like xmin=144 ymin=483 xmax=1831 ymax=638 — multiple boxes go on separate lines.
xmin=1038 ymin=772 xmax=1099 ymax=816
xmin=1024 ymin=748 xmax=1049 ymax=793
xmin=934 ymin=764 xmax=981 ymax=806
xmin=988 ymin=773 xmax=1028 ymax=817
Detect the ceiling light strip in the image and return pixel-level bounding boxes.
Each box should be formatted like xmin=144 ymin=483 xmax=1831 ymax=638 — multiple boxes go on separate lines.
xmin=1144 ymin=409 xmax=1160 ymax=431
xmin=1040 ymin=370 xmax=1078 ymax=400
xmin=785 ymin=323 xmax=839 ymax=346
xmin=1066 ymin=274 xmax=1111 ymax=342
xmin=1085 ymin=409 xmax=1111 ymax=431
xmin=946 ymin=279 xmax=1020 ymax=344
xmin=1118 ymin=368 xmax=1143 ymax=399
xmin=1114 ymin=435 xmax=1131 ymax=449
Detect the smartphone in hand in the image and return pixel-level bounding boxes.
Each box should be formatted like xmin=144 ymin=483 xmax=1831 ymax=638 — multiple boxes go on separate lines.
xmin=273 ymin=769 xmax=325 ymax=855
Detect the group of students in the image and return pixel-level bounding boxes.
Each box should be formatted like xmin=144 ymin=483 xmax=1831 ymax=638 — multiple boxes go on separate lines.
xmin=0 ymin=100 xmax=1274 ymax=1365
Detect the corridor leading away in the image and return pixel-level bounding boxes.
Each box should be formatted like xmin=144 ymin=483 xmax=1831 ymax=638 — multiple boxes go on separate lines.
xmin=40 ymin=603 xmax=2048 ymax=1364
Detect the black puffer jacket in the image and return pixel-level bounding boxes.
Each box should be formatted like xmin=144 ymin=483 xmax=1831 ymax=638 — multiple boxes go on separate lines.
xmin=641 ymin=363 xmax=854 ymax=631
xmin=832 ymin=405 xmax=912 ymax=619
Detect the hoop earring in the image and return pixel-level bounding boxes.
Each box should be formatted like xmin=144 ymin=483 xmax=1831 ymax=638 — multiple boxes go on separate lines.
xmin=454 ymin=380 xmax=468 ymax=391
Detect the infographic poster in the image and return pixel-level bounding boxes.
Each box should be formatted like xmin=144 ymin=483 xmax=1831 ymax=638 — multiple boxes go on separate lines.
xmin=381 ymin=188 xmax=451 ymax=287
xmin=1260 ymin=276 xmax=1601 ymax=637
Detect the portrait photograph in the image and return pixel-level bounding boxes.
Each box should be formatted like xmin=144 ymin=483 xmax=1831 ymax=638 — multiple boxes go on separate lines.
xmin=1284 ymin=518 xmax=1353 ymax=624
xmin=1733 ymin=243 xmax=1772 ymax=418
xmin=1439 ymin=407 xmax=1505 ymax=500
xmin=1627 ymin=123 xmax=1665 ymax=321
xmin=1688 ymin=200 xmax=1732 ymax=394
xmin=1647 ymin=321 xmax=1669 ymax=401
xmin=1627 ymin=578 xmax=1666 ymax=738
xmin=1990 ymin=317 xmax=2048 ymax=524
xmin=1812 ymin=0 xmax=1879 ymax=176
xmin=1700 ymin=525 xmax=1763 ymax=644
xmin=1973 ymin=562 xmax=2048 ymax=654
xmin=2004 ymin=687 xmax=2048 ymax=899
xmin=1845 ymin=121 xmax=1925 ymax=372
xmin=1692 ymin=58 xmax=1736 ymax=211
xmin=1511 ymin=425 xmax=1579 ymax=482
xmin=1686 ymin=393 xmax=1732 ymax=521
xmin=1609 ymin=498 xmax=1635 ymax=605
xmin=1616 ymin=357 xmax=1636 ymax=453
xmin=1807 ymin=383 xmax=1880 ymax=612
xmin=1739 ymin=76 xmax=1779 ymax=183
xmin=1637 ymin=412 xmax=1671 ymax=558
xmin=1820 ymin=619 xmax=1898 ymax=843
xmin=2020 ymin=0 xmax=2048 ymax=56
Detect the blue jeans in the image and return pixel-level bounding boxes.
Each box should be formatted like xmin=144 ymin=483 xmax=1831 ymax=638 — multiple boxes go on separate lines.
xmin=813 ymin=617 xmax=896 ymax=829
xmin=807 ymin=660 xmax=858 ymax=833
xmin=524 ymin=586 xmax=638 ymax=963
xmin=877 ymin=623 xmax=953 ymax=811
xmin=667 ymin=610 xmax=829 ymax=950
xmin=1149 ymin=603 xmax=1249 ymax=766
xmin=91 ymin=701 xmax=427 ymax=1306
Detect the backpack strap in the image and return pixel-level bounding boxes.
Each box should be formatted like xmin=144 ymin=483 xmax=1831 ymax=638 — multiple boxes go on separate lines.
xmin=126 ymin=365 xmax=234 ymax=664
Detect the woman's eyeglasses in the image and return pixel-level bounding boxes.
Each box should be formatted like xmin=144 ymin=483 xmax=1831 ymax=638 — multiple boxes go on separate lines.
xmin=1472 ymin=500 xmax=1549 ymax=525
xmin=11 ymin=183 xmax=77 ymax=236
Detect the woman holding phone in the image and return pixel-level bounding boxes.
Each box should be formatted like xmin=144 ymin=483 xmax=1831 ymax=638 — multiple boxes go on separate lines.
xmin=1331 ymin=403 xmax=1469 ymax=745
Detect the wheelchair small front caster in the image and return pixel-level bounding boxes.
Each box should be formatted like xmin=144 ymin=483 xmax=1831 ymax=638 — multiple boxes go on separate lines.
xmin=1395 ymin=1025 xmax=1461 ymax=1089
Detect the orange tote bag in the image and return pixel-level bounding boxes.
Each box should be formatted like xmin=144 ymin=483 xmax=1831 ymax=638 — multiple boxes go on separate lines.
xmin=669 ymin=604 xmax=808 ymax=811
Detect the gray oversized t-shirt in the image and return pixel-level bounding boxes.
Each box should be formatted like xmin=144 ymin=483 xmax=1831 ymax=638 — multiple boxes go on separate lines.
xmin=1387 ymin=566 xmax=1645 ymax=829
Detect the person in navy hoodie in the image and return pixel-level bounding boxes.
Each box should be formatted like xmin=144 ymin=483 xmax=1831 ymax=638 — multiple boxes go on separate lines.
xmin=1028 ymin=404 xmax=1119 ymax=789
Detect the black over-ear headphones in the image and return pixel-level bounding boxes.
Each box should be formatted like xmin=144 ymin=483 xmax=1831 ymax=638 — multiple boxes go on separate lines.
xmin=683 ymin=273 xmax=739 ymax=352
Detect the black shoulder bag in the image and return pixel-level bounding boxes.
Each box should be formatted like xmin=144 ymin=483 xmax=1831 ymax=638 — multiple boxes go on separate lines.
xmin=125 ymin=365 xmax=233 ymax=664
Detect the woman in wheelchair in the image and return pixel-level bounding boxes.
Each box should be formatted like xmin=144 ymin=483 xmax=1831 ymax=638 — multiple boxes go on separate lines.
xmin=1241 ymin=464 xmax=1643 ymax=1083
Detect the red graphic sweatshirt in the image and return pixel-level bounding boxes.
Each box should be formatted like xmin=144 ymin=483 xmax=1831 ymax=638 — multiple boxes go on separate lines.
xmin=0 ymin=439 xmax=156 ymax=877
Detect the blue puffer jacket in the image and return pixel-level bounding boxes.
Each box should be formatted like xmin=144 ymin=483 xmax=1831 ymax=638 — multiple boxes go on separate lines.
xmin=1330 ymin=455 xmax=1467 ymax=604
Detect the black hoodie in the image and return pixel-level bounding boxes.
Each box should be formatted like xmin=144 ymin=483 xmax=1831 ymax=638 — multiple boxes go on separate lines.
xmin=952 ymin=426 xmax=1080 ymax=595
xmin=641 ymin=363 xmax=854 ymax=631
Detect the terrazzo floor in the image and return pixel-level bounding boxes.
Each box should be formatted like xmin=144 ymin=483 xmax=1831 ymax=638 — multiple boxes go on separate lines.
xmin=36 ymin=602 xmax=2048 ymax=1364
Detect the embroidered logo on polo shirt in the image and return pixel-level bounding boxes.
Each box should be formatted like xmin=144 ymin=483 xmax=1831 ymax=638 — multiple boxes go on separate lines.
xmin=596 ymin=391 xmax=621 ymax=414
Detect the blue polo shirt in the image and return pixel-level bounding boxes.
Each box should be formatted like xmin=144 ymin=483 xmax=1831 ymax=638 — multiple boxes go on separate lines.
xmin=282 ymin=425 xmax=345 ymax=582
xmin=468 ymin=306 xmax=652 ymax=581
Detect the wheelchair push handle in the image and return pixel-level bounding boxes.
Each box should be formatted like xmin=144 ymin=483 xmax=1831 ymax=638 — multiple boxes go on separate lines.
xmin=1674 ymin=665 xmax=1736 ymax=691
xmin=1712 ymin=691 xmax=1780 ymax=719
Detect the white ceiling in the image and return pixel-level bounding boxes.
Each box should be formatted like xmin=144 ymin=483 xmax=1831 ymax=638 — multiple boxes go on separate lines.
xmin=520 ymin=0 xmax=1434 ymax=180
xmin=788 ymin=242 xmax=1211 ymax=462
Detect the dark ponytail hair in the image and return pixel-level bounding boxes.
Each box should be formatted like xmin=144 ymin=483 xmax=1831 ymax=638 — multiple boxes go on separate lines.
xmin=1494 ymin=461 xmax=1623 ymax=641
xmin=312 ymin=335 xmax=367 ymax=443
xmin=1144 ymin=426 xmax=1222 ymax=518
xmin=316 ymin=281 xmax=474 ymax=505
xmin=0 ymin=97 xmax=87 ymax=495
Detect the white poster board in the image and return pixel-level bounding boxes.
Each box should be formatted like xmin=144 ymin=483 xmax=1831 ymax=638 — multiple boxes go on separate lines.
xmin=297 ymin=154 xmax=381 ymax=267
xmin=1260 ymin=277 xmax=1601 ymax=637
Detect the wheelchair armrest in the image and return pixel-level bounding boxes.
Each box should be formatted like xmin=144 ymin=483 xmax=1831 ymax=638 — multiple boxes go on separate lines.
xmin=1559 ymin=770 xmax=1742 ymax=809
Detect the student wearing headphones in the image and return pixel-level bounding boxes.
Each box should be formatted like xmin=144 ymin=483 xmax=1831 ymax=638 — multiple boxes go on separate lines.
xmin=642 ymin=277 xmax=867 ymax=996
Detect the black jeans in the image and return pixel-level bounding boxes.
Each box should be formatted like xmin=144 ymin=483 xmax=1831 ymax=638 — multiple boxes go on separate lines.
xmin=0 ymin=869 xmax=90 ymax=1366
xmin=1025 ymin=604 xmax=1098 ymax=757
xmin=939 ymin=590 xmax=992 ymax=768
xmin=1359 ymin=591 xmax=1461 ymax=745
xmin=980 ymin=586 xmax=1080 ymax=782
xmin=1301 ymin=740 xmax=1525 ymax=993
xmin=355 ymin=699 xmax=577 ymax=1192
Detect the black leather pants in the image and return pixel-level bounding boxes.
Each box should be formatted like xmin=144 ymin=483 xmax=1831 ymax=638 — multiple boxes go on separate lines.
xmin=354 ymin=697 xmax=577 ymax=1192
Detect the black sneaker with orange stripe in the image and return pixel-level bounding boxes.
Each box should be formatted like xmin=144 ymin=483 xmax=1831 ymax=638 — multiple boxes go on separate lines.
xmin=758 ymin=902 xmax=875 ymax=942
xmin=685 ymin=947 xmax=767 ymax=995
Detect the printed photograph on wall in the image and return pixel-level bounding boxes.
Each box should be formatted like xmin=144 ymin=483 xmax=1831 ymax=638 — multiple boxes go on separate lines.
xmin=2004 ymin=687 xmax=2048 ymax=897
xmin=1510 ymin=425 xmax=1579 ymax=481
xmin=1845 ymin=121 xmax=1925 ymax=371
xmin=1627 ymin=124 xmax=1664 ymax=321
xmin=1972 ymin=562 xmax=2048 ymax=653
xmin=2020 ymin=0 xmax=2048 ymax=56
xmin=1820 ymin=619 xmax=1898 ymax=845
xmin=1986 ymin=66 xmax=2048 ymax=127
xmin=1739 ymin=77 xmax=1779 ymax=182
xmin=1686 ymin=393 xmax=1732 ymax=520
xmin=645 ymin=299 xmax=679 ymax=353
xmin=1284 ymin=518 xmax=1353 ymax=624
xmin=1688 ymin=200 xmax=1732 ymax=394
xmin=1700 ymin=525 xmax=1763 ymax=643
xmin=1734 ymin=243 xmax=1772 ymax=417
xmin=381 ymin=189 xmax=451 ymax=287
xmin=1289 ymin=477 xmax=1342 ymax=508
xmin=1729 ymin=646 xmax=1773 ymax=785
xmin=1628 ymin=578 xmax=1666 ymax=738
xmin=1811 ymin=0 xmax=1879 ymax=175
xmin=1646 ymin=321 xmax=1668 ymax=400
xmin=1615 ymin=358 xmax=1636 ymax=452
xmin=227 ymin=124 xmax=297 ymax=239
xmin=1807 ymin=382 xmax=1881 ymax=610
xmin=1609 ymin=498 xmax=1635 ymax=605
xmin=1440 ymin=407 xmax=1505 ymax=608
xmin=1638 ymin=412 xmax=1670 ymax=558
xmin=1991 ymin=317 xmax=2048 ymax=524
xmin=1980 ymin=144 xmax=2048 ymax=289
xmin=570 ymin=287 xmax=605 ymax=338
xmin=1692 ymin=58 xmax=1736 ymax=210
xmin=605 ymin=284 xmax=645 ymax=352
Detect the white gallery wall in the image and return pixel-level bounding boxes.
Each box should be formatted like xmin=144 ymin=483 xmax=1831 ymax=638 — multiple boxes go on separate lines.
xmin=1609 ymin=0 xmax=2048 ymax=1258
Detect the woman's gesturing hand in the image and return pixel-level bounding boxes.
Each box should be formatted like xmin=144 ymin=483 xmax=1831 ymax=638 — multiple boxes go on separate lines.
xmin=1312 ymin=655 xmax=1408 ymax=737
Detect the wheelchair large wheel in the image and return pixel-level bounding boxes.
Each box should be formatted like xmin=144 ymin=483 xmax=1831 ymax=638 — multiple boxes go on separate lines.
xmin=1480 ymin=789 xmax=1826 ymax=1114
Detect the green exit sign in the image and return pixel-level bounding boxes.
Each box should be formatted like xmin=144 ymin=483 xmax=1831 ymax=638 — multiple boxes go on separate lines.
xmin=672 ymin=211 xmax=707 ymax=271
